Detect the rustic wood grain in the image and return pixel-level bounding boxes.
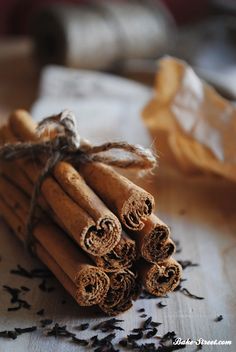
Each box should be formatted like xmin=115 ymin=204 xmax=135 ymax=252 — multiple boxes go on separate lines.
xmin=0 ymin=39 xmax=235 ymax=351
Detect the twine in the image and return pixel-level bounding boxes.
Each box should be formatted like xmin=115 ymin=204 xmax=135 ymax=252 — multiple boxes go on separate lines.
xmin=0 ymin=110 xmax=157 ymax=251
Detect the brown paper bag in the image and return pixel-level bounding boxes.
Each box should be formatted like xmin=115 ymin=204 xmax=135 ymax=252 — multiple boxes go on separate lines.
xmin=143 ymin=56 xmax=236 ymax=183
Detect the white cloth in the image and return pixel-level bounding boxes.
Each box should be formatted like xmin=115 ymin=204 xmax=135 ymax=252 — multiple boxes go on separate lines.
xmin=31 ymin=65 xmax=152 ymax=146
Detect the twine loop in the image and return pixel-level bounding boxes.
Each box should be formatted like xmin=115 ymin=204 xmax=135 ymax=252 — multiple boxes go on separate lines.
xmin=0 ymin=110 xmax=157 ymax=251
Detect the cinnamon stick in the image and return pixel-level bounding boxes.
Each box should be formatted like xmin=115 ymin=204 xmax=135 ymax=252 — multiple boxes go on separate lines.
xmin=0 ymin=198 xmax=86 ymax=305
xmin=9 ymin=110 xmax=154 ymax=232
xmin=99 ymin=269 xmax=138 ymax=316
xmin=90 ymin=234 xmax=136 ymax=272
xmin=53 ymin=161 xmax=122 ymax=256
xmin=0 ymin=161 xmax=33 ymax=196
xmin=34 ymin=222 xmax=110 ymax=306
xmin=0 ymin=125 xmax=50 ymax=212
xmin=0 ymin=175 xmax=110 ymax=306
xmin=79 ymin=162 xmax=154 ymax=231
xmin=138 ymin=258 xmax=182 ymax=296
xmin=34 ymin=243 xmax=85 ymax=304
xmin=129 ymin=214 xmax=176 ymax=263
xmin=0 ymin=185 xmax=139 ymax=313
xmin=40 ymin=175 xmax=121 ymax=257
xmin=1 ymin=156 xmax=136 ymax=273
xmin=0 ymin=127 xmax=32 ymax=195
xmin=0 ymin=175 xmax=42 ymax=222
xmin=0 ymin=197 xmax=80 ymax=302
xmin=1 ymin=112 xmax=122 ymax=256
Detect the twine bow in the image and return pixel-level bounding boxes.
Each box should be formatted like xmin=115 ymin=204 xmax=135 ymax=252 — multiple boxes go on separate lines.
xmin=0 ymin=110 xmax=157 ymax=250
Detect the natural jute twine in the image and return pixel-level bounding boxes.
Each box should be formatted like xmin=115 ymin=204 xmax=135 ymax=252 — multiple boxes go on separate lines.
xmin=0 ymin=110 xmax=157 ymax=251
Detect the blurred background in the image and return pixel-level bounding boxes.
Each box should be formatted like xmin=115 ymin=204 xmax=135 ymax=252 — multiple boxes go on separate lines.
xmin=0 ymin=0 xmax=236 ymax=115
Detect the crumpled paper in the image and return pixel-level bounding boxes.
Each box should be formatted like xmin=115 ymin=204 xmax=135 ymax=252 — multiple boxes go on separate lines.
xmin=143 ymin=56 xmax=236 ymax=182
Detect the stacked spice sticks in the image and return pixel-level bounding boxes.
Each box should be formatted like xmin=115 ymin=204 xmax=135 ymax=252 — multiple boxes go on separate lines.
xmin=0 ymin=110 xmax=182 ymax=316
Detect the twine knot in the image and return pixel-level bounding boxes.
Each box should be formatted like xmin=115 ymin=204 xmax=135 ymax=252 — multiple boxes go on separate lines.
xmin=37 ymin=109 xmax=82 ymax=151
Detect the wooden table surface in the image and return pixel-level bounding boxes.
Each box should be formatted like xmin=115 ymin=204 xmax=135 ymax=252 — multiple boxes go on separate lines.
xmin=0 ymin=39 xmax=236 ymax=352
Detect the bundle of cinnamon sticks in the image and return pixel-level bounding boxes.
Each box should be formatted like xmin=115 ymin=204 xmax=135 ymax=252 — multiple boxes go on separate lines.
xmin=0 ymin=110 xmax=182 ymax=316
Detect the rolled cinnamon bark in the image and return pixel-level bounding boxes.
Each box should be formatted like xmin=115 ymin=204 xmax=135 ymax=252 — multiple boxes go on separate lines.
xmin=129 ymin=214 xmax=176 ymax=263
xmin=90 ymin=234 xmax=136 ymax=272
xmin=0 ymin=155 xmax=136 ymax=272
xmin=40 ymin=175 xmax=121 ymax=256
xmin=99 ymin=269 xmax=138 ymax=316
xmin=0 ymin=175 xmax=110 ymax=306
xmin=34 ymin=243 xmax=85 ymax=304
xmin=0 ymin=125 xmax=50 ymax=212
xmin=0 ymin=175 xmax=42 ymax=222
xmin=53 ymin=161 xmax=122 ymax=256
xmin=0 ymin=198 xmax=89 ymax=306
xmin=34 ymin=222 xmax=110 ymax=306
xmin=0 ymin=196 xmax=25 ymax=242
xmin=9 ymin=110 xmax=38 ymax=141
xmin=0 ymin=157 xmax=136 ymax=272
xmin=79 ymin=162 xmax=154 ymax=231
xmin=1 ymin=114 xmax=122 ymax=256
xmin=0 ymin=125 xmax=33 ymax=195
xmin=9 ymin=110 xmax=154 ymax=231
xmin=0 ymin=156 xmax=121 ymax=258
xmin=0 ymin=187 xmax=138 ymax=313
xmin=138 ymin=258 xmax=182 ymax=296
xmin=0 ymin=161 xmax=33 ymax=196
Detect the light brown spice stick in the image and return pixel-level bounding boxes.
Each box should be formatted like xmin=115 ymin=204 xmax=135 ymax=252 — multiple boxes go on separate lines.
xmin=0 ymin=176 xmax=110 ymax=306
xmin=137 ymin=258 xmax=182 ymax=296
xmin=9 ymin=110 xmax=154 ymax=232
xmin=0 ymin=156 xmax=136 ymax=272
xmin=90 ymin=234 xmax=136 ymax=272
xmin=98 ymin=269 xmax=138 ymax=316
xmin=128 ymin=214 xmax=176 ymax=263
xmin=0 ymin=125 xmax=50 ymax=212
xmin=79 ymin=162 xmax=155 ymax=231
xmin=0 ymin=189 xmax=138 ymax=313
xmin=1 ymin=112 xmax=122 ymax=256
